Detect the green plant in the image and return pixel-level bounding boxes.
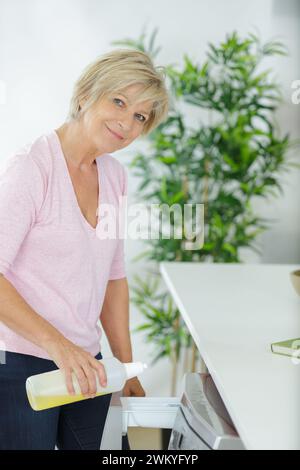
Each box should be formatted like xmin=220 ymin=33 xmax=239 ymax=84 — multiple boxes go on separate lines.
xmin=111 ymin=29 xmax=299 ymax=393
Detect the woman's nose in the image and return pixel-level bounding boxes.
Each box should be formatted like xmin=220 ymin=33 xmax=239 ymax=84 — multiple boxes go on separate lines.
xmin=118 ymin=114 xmax=133 ymax=132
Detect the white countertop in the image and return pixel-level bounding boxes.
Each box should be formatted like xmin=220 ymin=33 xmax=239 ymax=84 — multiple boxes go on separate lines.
xmin=160 ymin=262 xmax=300 ymax=450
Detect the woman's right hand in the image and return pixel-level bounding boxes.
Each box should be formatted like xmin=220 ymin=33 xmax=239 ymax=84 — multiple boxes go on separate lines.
xmin=42 ymin=335 xmax=107 ymax=399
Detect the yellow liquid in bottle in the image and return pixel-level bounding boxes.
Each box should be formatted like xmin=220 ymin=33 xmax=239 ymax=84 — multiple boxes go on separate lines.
xmin=28 ymin=391 xmax=107 ymax=411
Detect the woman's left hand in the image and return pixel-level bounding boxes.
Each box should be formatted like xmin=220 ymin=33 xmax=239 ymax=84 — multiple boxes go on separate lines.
xmin=122 ymin=377 xmax=146 ymax=397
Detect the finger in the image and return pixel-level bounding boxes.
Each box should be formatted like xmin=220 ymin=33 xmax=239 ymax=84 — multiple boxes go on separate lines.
xmin=91 ymin=357 xmax=107 ymax=388
xmin=72 ymin=364 xmax=89 ymax=396
xmin=81 ymin=362 xmax=97 ymax=397
xmin=64 ymin=367 xmax=75 ymax=396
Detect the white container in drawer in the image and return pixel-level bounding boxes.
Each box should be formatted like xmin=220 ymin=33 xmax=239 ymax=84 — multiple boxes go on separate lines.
xmin=120 ymin=397 xmax=180 ymax=433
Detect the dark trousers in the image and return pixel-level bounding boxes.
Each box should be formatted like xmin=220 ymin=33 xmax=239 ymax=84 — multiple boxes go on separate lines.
xmin=0 ymin=350 xmax=112 ymax=450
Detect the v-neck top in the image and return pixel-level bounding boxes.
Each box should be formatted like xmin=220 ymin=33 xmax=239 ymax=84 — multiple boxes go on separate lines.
xmin=0 ymin=130 xmax=127 ymax=360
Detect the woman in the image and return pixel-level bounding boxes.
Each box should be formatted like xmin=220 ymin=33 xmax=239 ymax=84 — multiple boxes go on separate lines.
xmin=0 ymin=48 xmax=169 ymax=450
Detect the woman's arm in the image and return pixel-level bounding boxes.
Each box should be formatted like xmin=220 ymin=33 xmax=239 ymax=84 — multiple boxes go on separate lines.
xmin=0 ymin=273 xmax=62 ymax=350
xmin=100 ymin=277 xmax=133 ymax=363
xmin=100 ymin=277 xmax=146 ymax=397
xmin=0 ymin=274 xmax=107 ymax=397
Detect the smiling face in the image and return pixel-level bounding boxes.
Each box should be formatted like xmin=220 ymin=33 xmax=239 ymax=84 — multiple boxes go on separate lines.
xmin=79 ymin=83 xmax=154 ymax=154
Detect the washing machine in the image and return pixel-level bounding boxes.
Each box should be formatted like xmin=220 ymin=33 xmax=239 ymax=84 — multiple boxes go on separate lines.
xmin=168 ymin=372 xmax=246 ymax=450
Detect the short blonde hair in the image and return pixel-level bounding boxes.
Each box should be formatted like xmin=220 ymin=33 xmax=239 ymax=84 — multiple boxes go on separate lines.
xmin=68 ymin=48 xmax=170 ymax=136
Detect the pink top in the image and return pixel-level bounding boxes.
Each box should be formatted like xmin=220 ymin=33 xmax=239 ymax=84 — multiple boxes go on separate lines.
xmin=0 ymin=130 xmax=127 ymax=360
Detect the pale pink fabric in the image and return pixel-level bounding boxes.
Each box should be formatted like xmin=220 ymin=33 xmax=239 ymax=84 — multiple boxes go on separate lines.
xmin=0 ymin=130 xmax=127 ymax=359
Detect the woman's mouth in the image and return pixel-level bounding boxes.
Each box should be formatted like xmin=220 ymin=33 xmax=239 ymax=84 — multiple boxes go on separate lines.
xmin=105 ymin=124 xmax=124 ymax=140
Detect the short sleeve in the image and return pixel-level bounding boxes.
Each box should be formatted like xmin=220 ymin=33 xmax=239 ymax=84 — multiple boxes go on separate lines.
xmin=0 ymin=153 xmax=45 ymax=275
xmin=108 ymin=166 xmax=127 ymax=280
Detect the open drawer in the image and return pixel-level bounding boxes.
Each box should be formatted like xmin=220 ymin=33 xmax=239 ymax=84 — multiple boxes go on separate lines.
xmin=100 ymin=393 xmax=180 ymax=450
xmin=120 ymin=396 xmax=180 ymax=433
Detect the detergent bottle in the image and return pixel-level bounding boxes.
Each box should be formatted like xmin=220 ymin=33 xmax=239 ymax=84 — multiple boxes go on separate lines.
xmin=26 ymin=356 xmax=147 ymax=411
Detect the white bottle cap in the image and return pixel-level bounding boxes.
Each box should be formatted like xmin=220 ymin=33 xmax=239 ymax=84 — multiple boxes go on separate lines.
xmin=123 ymin=362 xmax=148 ymax=380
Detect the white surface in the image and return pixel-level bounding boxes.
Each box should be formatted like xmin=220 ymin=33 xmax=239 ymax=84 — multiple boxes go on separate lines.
xmin=160 ymin=262 xmax=300 ymax=450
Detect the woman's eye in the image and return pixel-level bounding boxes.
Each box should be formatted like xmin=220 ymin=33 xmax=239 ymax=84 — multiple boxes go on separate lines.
xmin=113 ymin=98 xmax=123 ymax=106
xmin=136 ymin=114 xmax=146 ymax=122
xmin=113 ymin=98 xmax=146 ymax=123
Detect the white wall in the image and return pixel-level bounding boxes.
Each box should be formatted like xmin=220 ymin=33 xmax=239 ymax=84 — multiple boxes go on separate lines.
xmin=0 ymin=0 xmax=299 ymax=396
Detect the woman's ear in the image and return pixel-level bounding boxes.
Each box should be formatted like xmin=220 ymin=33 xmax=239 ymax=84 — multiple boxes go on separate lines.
xmin=79 ymin=97 xmax=88 ymax=112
